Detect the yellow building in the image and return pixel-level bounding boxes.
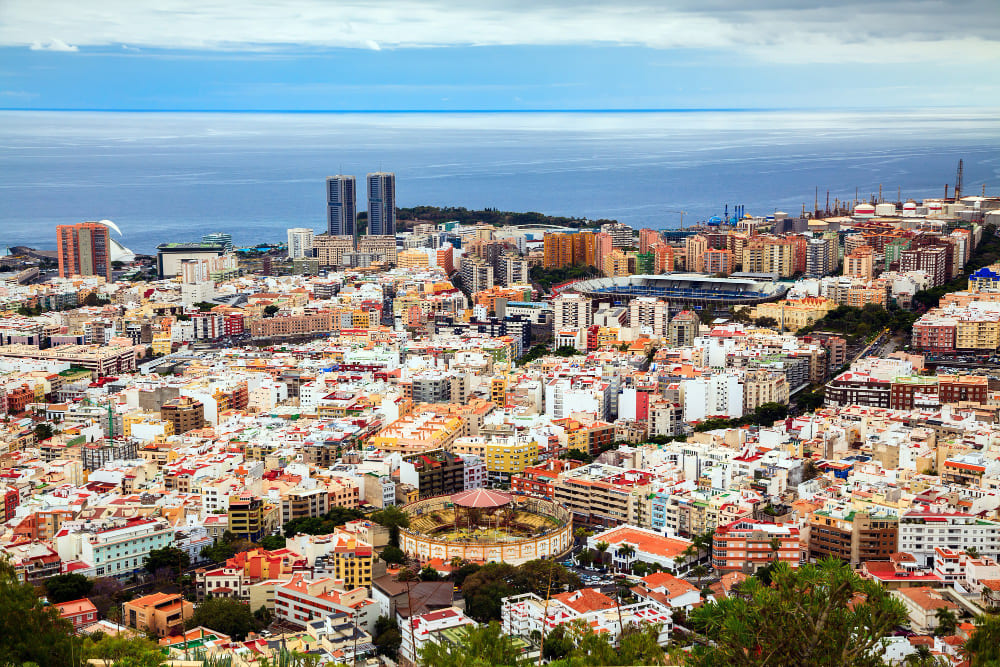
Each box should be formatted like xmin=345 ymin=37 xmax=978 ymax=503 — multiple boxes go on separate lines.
xmin=485 ymin=439 xmax=538 ymax=482
xmin=747 ymin=297 xmax=837 ymax=331
xmin=397 ymin=249 xmax=430 ymax=269
xmin=351 ymin=309 xmax=373 ymax=329
xmin=326 ymin=533 xmax=375 ymax=589
xmin=602 ymin=249 xmax=629 ymax=277
xmin=955 ymin=318 xmax=1000 ymax=351
xmin=151 ymin=332 xmax=172 ymax=356
xmin=122 ymin=411 xmax=174 ymax=439
xmin=368 ymin=412 xmax=465 ymax=454
xmin=685 ymin=235 xmax=709 ymax=273
xmin=490 ymin=376 xmax=507 ymax=408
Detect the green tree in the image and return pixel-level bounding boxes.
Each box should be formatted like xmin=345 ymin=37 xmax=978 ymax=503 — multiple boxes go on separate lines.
xmin=43 ymin=572 xmax=94 ymax=603
xmin=380 ymin=544 xmax=406 ymax=565
xmin=616 ymin=544 xmax=636 ymax=573
xmin=259 ymin=534 xmax=287 ymax=550
xmin=964 ymin=613 xmax=1000 ymax=666
xmin=144 ymin=546 xmax=190 ymax=574
xmin=749 ymin=402 xmax=789 ymax=426
xmin=263 ymin=304 xmax=280 ymax=317
xmin=0 ymin=557 xmax=76 ymax=665
xmin=754 ymin=316 xmax=779 ymax=329
xmin=190 ymin=597 xmax=258 ymax=640
xmin=81 ymin=633 xmax=167 ymax=667
xmin=462 ymin=561 xmax=580 ymax=623
xmin=542 ymin=624 xmax=574 ymax=662
xmin=33 ymin=423 xmax=53 ymax=442
xmin=560 ymin=448 xmax=594 ymax=464
xmin=371 ymin=505 xmax=411 ymax=547
xmin=935 ymin=607 xmax=958 ymax=636
xmin=691 ymin=564 xmax=708 ymax=587
xmin=452 ymin=562 xmax=481 ymax=587
xmin=418 ymin=621 xmax=525 ymax=667
xmin=419 ymin=565 xmax=441 ymax=581
xmin=462 ymin=563 xmax=518 ymax=622
xmin=373 ymin=615 xmax=402 ymax=657
xmin=689 ymin=558 xmax=907 ymax=666
xmin=594 ymin=541 xmax=610 ymax=568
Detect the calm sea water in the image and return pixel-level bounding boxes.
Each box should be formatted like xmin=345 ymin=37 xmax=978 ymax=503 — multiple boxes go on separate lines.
xmin=1 ymin=110 xmax=999 ymax=255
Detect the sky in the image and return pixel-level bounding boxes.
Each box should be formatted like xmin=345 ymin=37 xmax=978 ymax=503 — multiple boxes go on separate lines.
xmin=1 ymin=0 xmax=999 ymax=110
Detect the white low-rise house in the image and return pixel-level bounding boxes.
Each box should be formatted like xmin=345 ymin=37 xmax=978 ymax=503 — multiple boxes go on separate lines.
xmin=399 ymin=606 xmax=477 ymax=665
xmin=631 ymin=572 xmax=703 ymax=611
xmin=587 ymin=524 xmax=695 ymax=575
xmin=892 ymin=587 xmax=959 ymax=634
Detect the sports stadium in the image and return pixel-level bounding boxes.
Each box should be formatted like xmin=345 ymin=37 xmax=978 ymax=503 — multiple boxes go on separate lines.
xmin=567 ymin=273 xmax=788 ymax=310
xmin=399 ymin=489 xmax=573 ymax=565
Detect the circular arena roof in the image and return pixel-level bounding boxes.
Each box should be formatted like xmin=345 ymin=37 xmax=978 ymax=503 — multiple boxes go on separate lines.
xmin=452 ymin=488 xmax=513 ymax=508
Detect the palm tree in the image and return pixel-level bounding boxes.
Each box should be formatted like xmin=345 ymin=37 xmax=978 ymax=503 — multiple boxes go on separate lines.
xmin=967 ymin=546 xmax=981 ymax=559
xmin=577 ymin=548 xmax=594 ymax=568
xmin=595 ymin=541 xmax=610 ymax=569
xmin=691 ymin=564 xmax=708 ymax=588
xmin=934 ymin=607 xmax=957 ymax=636
xmin=680 ymin=544 xmax=698 ymax=570
xmin=617 ymin=544 xmax=636 ymax=573
xmin=574 ymin=527 xmax=591 ymax=546
xmin=449 ymin=556 xmax=465 ymax=570
xmin=769 ymin=537 xmax=782 ymax=561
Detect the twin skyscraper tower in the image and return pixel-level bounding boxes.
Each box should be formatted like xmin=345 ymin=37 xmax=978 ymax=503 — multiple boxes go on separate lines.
xmin=326 ymin=172 xmax=396 ymax=237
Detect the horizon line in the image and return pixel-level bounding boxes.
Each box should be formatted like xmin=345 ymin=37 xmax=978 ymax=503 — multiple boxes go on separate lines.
xmin=2 ymin=105 xmax=997 ymax=114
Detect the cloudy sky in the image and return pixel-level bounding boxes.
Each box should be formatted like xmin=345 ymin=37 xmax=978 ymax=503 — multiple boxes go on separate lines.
xmin=1 ymin=0 xmax=998 ymax=109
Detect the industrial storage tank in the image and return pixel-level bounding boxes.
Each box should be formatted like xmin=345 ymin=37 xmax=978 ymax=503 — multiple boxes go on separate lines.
xmin=854 ymin=203 xmax=876 ymax=217
xmin=902 ymin=201 xmax=918 ymax=217
xmin=875 ymin=203 xmax=897 ymax=216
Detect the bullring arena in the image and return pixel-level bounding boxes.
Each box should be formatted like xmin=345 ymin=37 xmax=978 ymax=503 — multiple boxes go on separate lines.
xmin=399 ymin=489 xmax=573 ymax=565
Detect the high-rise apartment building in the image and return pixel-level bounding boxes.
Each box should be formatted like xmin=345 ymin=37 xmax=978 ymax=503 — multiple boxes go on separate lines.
xmin=901 ymin=246 xmax=948 ymax=287
xmin=806 ymin=238 xmax=833 ymax=277
xmin=685 ymin=235 xmax=708 ymax=274
xmin=553 ymin=293 xmax=593 ymax=331
xmin=704 ymin=249 xmax=734 ymax=276
xmin=326 ymin=175 xmax=357 ymax=237
xmin=844 ymin=246 xmax=875 ymax=279
xmin=57 ymin=222 xmax=112 ymax=281
xmin=201 ymin=232 xmax=233 ymax=252
xmin=367 ymin=172 xmax=396 ymax=236
xmin=286 ymin=228 xmax=315 ymax=259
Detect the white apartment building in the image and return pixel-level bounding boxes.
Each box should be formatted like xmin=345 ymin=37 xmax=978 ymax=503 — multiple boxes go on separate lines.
xmin=399 ymin=607 xmax=478 ymax=665
xmin=898 ymin=509 xmax=1000 ymax=567
xmin=544 ymin=376 xmax=611 ymax=420
xmin=628 ymin=297 xmax=671 ymax=338
xmin=287 ymin=228 xmax=315 ymax=259
xmin=681 ymin=372 xmax=743 ymax=421
xmin=55 ymin=517 xmax=175 ymax=579
xmin=501 ymin=589 xmax=671 ymax=647
xmin=553 ymin=293 xmax=593 ymax=332
xmin=458 ymin=453 xmax=486 ymax=490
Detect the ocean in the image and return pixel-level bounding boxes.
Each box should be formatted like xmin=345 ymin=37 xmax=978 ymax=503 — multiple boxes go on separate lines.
xmin=1 ymin=109 xmax=999 ymax=255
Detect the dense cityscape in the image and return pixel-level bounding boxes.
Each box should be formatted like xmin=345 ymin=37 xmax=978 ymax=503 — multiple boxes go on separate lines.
xmin=4 ymin=169 xmax=1000 ymax=666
